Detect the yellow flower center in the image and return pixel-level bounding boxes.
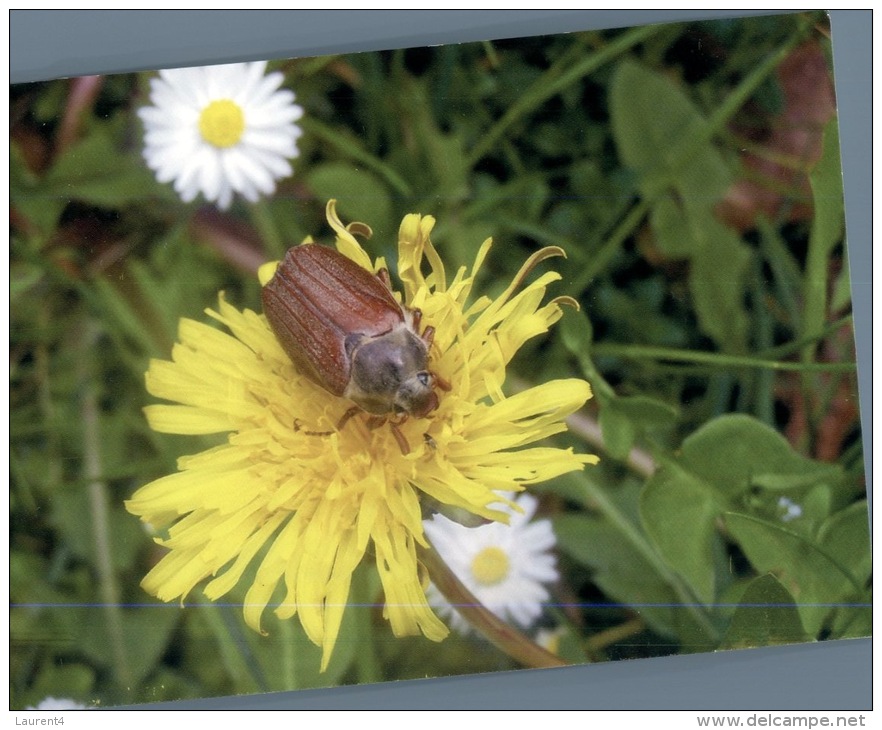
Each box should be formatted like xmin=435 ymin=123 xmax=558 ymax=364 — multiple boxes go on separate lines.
xmin=198 ymin=99 xmax=245 ymax=148
xmin=470 ymin=546 xmax=510 ymax=586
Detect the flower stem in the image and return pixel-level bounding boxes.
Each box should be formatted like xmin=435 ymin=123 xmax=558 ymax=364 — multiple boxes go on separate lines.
xmin=419 ymin=543 xmax=569 ymax=669
xmin=249 ymin=198 xmax=286 ymax=260
xmin=78 ymin=319 xmax=132 ymax=691
xmin=585 ymin=617 xmax=645 ymax=654
xmin=589 ymin=343 xmax=855 ymax=373
xmin=571 ymin=24 xmax=811 ymax=296
xmin=466 ymin=23 xmax=661 ymax=168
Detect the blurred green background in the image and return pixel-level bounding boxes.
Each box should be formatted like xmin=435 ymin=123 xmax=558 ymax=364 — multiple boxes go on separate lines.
xmin=9 ymin=11 xmax=869 ymax=708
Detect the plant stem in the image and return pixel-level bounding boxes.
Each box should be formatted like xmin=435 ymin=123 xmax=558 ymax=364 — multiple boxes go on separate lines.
xmin=419 ymin=544 xmax=569 ymax=669
xmin=580 ymin=478 xmax=720 ymax=641
xmin=585 ymin=617 xmax=646 ymax=654
xmin=572 ymin=23 xmax=811 ymax=294
xmin=249 ymin=199 xmax=286 ymax=260
xmin=590 ymin=343 xmax=855 ymax=373
xmin=79 ymin=319 xmax=132 ymax=691
xmin=466 ymin=23 xmax=661 ymax=168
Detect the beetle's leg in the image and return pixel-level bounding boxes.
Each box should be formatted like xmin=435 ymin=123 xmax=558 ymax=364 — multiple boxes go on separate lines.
xmin=297 ymin=406 xmax=362 ymax=437
xmin=375 ymin=268 xmax=392 ymax=290
xmin=336 ymin=405 xmax=361 ymax=432
xmin=432 ymin=371 xmax=452 ymax=392
xmin=293 ymin=419 xmax=335 ymax=436
xmin=389 ymin=422 xmax=411 ymax=455
xmin=362 ymin=413 xmax=412 ymax=455
xmin=365 ymin=415 xmax=386 ymax=430
xmin=420 ymin=323 xmax=434 ymax=348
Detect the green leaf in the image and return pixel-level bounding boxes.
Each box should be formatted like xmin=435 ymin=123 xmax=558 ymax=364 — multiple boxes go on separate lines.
xmin=559 ymin=307 xmax=595 ymax=356
xmin=610 ymin=61 xmax=731 ymax=202
xmin=91 ymin=275 xmax=162 ymax=357
xmin=10 ymin=139 xmax=39 ymax=188
xmin=247 ymin=597 xmax=360 ymax=690
xmin=76 ymin=605 xmax=180 ymax=687
xmin=723 ymin=512 xmax=862 ymax=636
xmin=598 ymin=396 xmax=636 ymax=460
xmin=809 ymin=118 xmax=845 ymax=259
xmin=611 ymin=393 xmax=680 ymax=425
xmin=689 ymin=233 xmax=752 ymax=352
xmin=18 ymin=662 xmax=96 ymax=710
xmin=720 ymin=574 xmax=809 ymax=650
xmin=818 ymin=501 xmax=871 ymax=586
xmin=51 ymin=491 xmax=144 ymax=573
xmin=306 ymin=162 xmax=394 ymax=243
xmin=830 ymin=246 xmax=852 ymax=313
xmin=43 ymin=128 xmax=172 ymax=207
xmin=555 ymin=512 xmax=709 ymax=644
xmin=10 ymin=262 xmax=44 ymax=301
xmin=10 ymin=140 xmax=66 ymax=235
xmin=610 ymin=61 xmax=751 ymax=351
xmin=679 ymin=414 xmax=842 ymax=497
xmin=640 ymin=463 xmax=720 ymax=603
xmin=598 ymin=393 xmax=678 ymax=461
xmin=816 ymin=501 xmax=871 ymax=639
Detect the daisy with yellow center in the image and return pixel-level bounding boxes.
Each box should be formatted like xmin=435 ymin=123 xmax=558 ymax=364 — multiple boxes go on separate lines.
xmin=138 ymin=61 xmax=303 ymax=209
xmin=424 ymin=493 xmax=559 ymax=634
xmin=126 ymin=200 xmax=597 ymax=670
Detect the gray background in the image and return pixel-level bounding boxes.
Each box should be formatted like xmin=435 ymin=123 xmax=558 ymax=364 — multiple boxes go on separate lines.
xmin=10 ymin=10 xmax=872 ymax=711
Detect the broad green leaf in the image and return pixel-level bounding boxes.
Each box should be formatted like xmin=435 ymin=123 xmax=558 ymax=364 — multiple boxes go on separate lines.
xmin=828 ymin=589 xmax=872 ymax=640
xmin=77 ymin=605 xmax=180 ymax=687
xmin=818 ymin=501 xmax=871 ymax=586
xmin=817 ymin=502 xmax=871 ymax=640
xmin=610 ymin=61 xmax=731 ymax=202
xmin=648 ymin=194 xmax=696 ymax=259
xmin=43 ymin=128 xmax=172 ymax=206
xmin=610 ymin=61 xmax=751 ymax=351
xmin=689 ymin=232 xmax=752 ymax=352
xmin=720 ymin=574 xmax=809 ymax=650
xmin=17 ymin=662 xmax=96 ymax=711
xmin=598 ymin=397 xmax=636 ymax=460
xmin=640 ymin=462 xmax=720 ymax=604
xmin=51 ymin=491 xmax=144 ymax=573
xmin=723 ymin=512 xmax=862 ymax=636
xmin=555 ymin=512 xmax=710 ymax=645
xmin=559 ymin=307 xmax=595 ymax=356
xmin=598 ymin=393 xmax=678 ymax=461
xmin=679 ymin=414 xmax=842 ymax=497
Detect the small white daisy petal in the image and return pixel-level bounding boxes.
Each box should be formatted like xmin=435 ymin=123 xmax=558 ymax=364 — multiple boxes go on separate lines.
xmin=140 ymin=61 xmax=303 ymax=209
xmin=424 ymin=492 xmax=559 ymax=634
xmin=25 ymin=697 xmax=89 ymax=711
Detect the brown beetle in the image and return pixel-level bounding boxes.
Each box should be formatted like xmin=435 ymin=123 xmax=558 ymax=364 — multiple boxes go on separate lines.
xmin=261 ymin=244 xmax=447 ymax=452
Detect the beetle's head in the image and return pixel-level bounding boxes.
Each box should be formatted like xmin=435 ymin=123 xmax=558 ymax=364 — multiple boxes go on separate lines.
xmin=395 ymin=372 xmax=438 ymax=418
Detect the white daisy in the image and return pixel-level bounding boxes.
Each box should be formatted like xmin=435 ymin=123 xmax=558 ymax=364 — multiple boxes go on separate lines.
xmin=138 ymin=61 xmax=303 ymax=209
xmin=26 ymin=697 xmax=89 ymax=711
xmin=424 ymin=493 xmax=559 ymax=634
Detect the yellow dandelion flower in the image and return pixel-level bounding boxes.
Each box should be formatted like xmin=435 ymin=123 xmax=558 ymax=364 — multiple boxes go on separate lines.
xmin=126 ymin=200 xmax=598 ymax=670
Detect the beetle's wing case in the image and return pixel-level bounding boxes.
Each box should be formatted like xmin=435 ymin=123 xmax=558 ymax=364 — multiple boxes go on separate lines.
xmin=262 ymin=244 xmax=406 ymax=396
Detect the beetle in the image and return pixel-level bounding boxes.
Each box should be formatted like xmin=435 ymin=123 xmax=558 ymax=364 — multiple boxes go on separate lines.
xmin=261 ymin=243 xmax=448 ymax=453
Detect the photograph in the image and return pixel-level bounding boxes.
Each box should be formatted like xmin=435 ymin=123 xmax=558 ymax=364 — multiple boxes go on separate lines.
xmin=9 ymin=10 xmax=870 ymax=710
